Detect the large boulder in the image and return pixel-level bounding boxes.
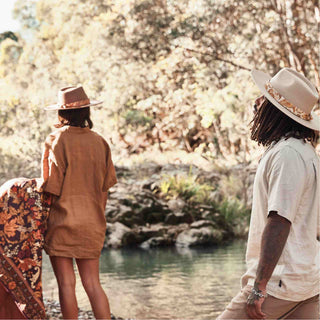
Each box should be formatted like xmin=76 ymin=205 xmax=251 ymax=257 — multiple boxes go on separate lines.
xmin=105 ymin=222 xmax=142 ymax=248
xmin=176 ymin=226 xmax=224 ymax=247
xmin=109 ymin=204 xmax=143 ymax=227
xmin=140 ymin=236 xmax=174 ymax=249
xmin=135 ymin=224 xmax=168 ymax=241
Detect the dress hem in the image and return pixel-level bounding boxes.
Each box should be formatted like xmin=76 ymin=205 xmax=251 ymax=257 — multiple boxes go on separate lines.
xmin=44 ymin=246 xmax=102 ymax=259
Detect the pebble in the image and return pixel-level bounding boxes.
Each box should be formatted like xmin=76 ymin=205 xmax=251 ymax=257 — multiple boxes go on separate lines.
xmin=44 ymin=298 xmax=133 ymax=320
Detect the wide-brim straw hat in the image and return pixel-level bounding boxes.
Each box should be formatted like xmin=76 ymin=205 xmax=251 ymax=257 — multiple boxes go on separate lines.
xmin=45 ymin=86 xmax=103 ymax=110
xmin=251 ymin=68 xmax=320 ymax=131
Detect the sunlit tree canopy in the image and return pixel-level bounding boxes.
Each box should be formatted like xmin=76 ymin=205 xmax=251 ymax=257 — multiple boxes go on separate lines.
xmin=0 ymin=0 xmax=319 ymax=182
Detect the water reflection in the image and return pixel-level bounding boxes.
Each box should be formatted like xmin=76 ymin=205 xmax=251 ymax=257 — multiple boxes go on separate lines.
xmin=43 ymin=240 xmax=247 ymax=319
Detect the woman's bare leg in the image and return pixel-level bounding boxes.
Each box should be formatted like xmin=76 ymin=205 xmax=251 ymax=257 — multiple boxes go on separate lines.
xmin=76 ymin=258 xmax=111 ymax=320
xmin=50 ymin=256 xmax=78 ymax=319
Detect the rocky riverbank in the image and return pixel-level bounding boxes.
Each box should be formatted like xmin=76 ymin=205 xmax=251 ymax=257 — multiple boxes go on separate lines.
xmin=45 ymin=299 xmax=133 ymax=320
xmin=104 ymin=163 xmax=255 ymax=249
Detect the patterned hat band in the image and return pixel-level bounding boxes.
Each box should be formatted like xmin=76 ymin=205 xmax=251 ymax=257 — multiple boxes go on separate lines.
xmin=59 ymin=98 xmax=90 ymax=109
xmin=265 ymin=81 xmax=313 ymax=121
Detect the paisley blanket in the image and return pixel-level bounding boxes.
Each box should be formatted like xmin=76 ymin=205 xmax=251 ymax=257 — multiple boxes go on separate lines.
xmin=0 ymin=178 xmax=51 ymax=319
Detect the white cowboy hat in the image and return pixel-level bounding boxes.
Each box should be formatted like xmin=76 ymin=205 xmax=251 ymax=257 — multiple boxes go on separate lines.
xmin=251 ymin=68 xmax=320 ymax=131
xmin=45 ymin=86 xmax=103 ymax=110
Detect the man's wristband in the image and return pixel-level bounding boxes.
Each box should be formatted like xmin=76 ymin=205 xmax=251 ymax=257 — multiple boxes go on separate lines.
xmin=251 ymin=288 xmax=268 ymax=299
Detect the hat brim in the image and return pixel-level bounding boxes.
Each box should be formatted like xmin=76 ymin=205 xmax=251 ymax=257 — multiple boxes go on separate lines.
xmin=44 ymin=100 xmax=103 ymax=111
xmin=251 ymin=69 xmax=320 ymax=131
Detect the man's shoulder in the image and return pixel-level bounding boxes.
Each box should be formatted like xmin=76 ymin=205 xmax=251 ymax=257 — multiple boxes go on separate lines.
xmin=271 ymin=138 xmax=317 ymax=161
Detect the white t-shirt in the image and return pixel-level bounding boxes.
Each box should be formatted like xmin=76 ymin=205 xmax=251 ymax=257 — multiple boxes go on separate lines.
xmin=241 ymin=137 xmax=320 ymax=301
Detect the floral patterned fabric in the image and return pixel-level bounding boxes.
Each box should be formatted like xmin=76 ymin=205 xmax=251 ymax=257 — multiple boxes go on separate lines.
xmin=0 ymin=178 xmax=51 ymax=319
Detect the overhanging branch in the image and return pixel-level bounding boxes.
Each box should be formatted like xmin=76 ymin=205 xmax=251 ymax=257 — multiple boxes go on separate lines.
xmin=175 ymin=45 xmax=251 ymax=71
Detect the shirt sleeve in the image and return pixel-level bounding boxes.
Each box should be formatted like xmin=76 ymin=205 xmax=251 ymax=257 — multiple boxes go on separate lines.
xmin=313 ymin=160 xmax=320 ymax=238
xmin=102 ymin=142 xmax=117 ymax=192
xmin=41 ymin=134 xmax=67 ymax=196
xmin=267 ymin=146 xmax=307 ymax=223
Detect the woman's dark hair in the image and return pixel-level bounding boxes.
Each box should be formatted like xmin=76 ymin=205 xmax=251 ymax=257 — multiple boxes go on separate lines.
xmin=250 ymin=99 xmax=318 ymax=146
xmin=54 ymin=107 xmax=93 ymax=129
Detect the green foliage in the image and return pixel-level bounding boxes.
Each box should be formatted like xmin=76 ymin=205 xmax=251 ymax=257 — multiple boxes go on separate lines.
xmin=217 ymin=198 xmax=250 ymax=225
xmin=159 ymin=168 xmax=251 ymax=236
xmin=160 ymin=170 xmax=214 ymax=203
xmin=219 ymin=173 xmax=246 ymax=202
xmin=216 ymin=197 xmax=250 ymax=237
xmin=124 ymin=109 xmax=153 ymax=129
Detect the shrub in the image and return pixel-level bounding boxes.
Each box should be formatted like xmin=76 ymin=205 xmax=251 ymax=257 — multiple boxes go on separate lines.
xmin=160 ymin=169 xmax=214 ymax=203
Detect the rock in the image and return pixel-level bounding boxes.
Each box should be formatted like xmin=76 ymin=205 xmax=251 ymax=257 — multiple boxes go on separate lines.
xmin=44 ymin=298 xmax=126 ymax=320
xmin=197 ymin=171 xmax=221 ymax=183
xmin=135 ymin=224 xmax=168 ymax=240
xmin=105 ymin=205 xmax=119 ymax=219
xmin=176 ymin=226 xmax=224 ymax=247
xmin=201 ymin=211 xmax=220 ymax=221
xmin=105 ymin=222 xmax=140 ymax=248
xmin=164 ymin=211 xmax=193 ymax=225
xmin=135 ymin=162 xmax=162 ymax=177
xmin=121 ymin=231 xmax=143 ymax=247
xmin=110 ymin=205 xmax=143 ymax=227
xmin=190 ymin=220 xmax=216 ymax=229
xmin=166 ymin=223 xmax=189 ymax=240
xmin=110 ymin=204 xmax=133 ymax=219
xmin=137 ymin=197 xmax=154 ymax=210
xmin=140 ymin=236 xmax=173 ymax=249
xmin=167 ymin=198 xmax=186 ymax=211
xmin=175 ymin=212 xmax=194 ymax=224
xmin=142 ymin=210 xmax=166 ymax=224
xmin=164 ymin=213 xmax=179 ymax=225
xmin=141 ymin=179 xmax=161 ymax=191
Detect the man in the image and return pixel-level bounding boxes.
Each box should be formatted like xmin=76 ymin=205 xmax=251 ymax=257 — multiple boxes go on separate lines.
xmin=217 ymin=68 xmax=320 ymax=319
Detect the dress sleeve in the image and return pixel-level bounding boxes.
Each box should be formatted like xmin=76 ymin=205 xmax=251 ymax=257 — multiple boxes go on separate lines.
xmin=102 ymin=142 xmax=117 ymax=192
xmin=41 ymin=134 xmax=67 ymax=196
xmin=267 ymin=146 xmax=306 ymax=223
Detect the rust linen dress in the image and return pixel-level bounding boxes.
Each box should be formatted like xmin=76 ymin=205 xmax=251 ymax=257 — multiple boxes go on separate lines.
xmin=41 ymin=126 xmax=117 ymax=258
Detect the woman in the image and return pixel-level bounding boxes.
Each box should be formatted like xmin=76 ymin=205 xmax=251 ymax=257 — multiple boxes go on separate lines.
xmin=0 ymin=178 xmax=52 ymax=319
xmin=42 ymin=86 xmax=117 ymax=319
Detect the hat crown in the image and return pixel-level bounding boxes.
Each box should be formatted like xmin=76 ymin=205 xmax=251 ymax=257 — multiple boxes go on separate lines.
xmin=269 ymin=68 xmax=319 ymax=114
xmin=58 ymin=86 xmax=89 ymax=106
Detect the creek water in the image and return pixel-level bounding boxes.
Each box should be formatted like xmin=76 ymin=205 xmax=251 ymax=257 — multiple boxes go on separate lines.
xmin=43 ymin=240 xmax=247 ymax=319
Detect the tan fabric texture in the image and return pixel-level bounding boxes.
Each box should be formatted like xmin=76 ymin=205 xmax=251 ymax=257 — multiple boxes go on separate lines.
xmin=217 ymin=285 xmax=320 ymax=320
xmin=241 ymin=138 xmax=320 ymax=301
xmin=41 ymin=126 xmax=117 ymax=258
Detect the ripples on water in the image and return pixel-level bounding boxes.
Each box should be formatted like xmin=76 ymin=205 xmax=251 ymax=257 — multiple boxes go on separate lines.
xmin=43 ymin=240 xmax=247 ymax=319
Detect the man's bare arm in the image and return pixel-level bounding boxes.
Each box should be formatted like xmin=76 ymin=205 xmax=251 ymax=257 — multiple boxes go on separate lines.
xmin=246 ymin=211 xmax=291 ymax=319
xmin=255 ymin=211 xmax=291 ymax=289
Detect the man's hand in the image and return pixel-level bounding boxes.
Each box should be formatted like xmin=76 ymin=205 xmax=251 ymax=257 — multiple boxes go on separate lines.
xmin=246 ymin=285 xmax=267 ymax=319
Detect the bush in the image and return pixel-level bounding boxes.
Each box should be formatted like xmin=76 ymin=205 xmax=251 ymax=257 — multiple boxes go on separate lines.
xmin=159 ymin=168 xmax=251 ymax=237
xmin=217 ymin=198 xmax=250 ymax=237
xmin=160 ymin=169 xmax=214 ymax=203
